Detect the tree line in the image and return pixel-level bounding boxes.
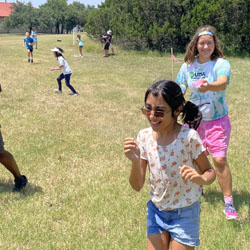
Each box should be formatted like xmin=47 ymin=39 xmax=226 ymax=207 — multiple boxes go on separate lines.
xmin=3 ymin=0 xmax=250 ymax=55
xmin=85 ymin=0 xmax=250 ymax=55
xmin=3 ymin=0 xmax=94 ymax=34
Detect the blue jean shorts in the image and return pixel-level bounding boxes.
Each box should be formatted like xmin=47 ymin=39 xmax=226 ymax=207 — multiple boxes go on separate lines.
xmin=147 ymin=200 xmax=201 ymax=247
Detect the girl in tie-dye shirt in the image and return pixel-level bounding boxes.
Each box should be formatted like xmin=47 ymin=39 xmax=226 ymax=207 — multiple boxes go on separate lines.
xmin=176 ymin=25 xmax=238 ymax=220
xmin=124 ymin=80 xmax=215 ymax=249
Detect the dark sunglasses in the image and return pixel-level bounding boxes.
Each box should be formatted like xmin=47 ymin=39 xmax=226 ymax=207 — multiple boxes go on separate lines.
xmin=141 ymin=106 xmax=171 ymax=118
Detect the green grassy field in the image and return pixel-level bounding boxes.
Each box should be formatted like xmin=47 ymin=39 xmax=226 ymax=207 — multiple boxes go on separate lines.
xmin=0 ymin=33 xmax=249 ymax=250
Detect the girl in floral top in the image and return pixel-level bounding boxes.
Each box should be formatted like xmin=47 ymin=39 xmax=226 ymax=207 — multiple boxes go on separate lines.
xmin=124 ymin=80 xmax=215 ymax=250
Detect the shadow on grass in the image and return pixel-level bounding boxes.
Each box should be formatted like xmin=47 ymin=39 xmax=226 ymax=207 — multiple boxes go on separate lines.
xmin=202 ymin=189 xmax=222 ymax=204
xmin=203 ymin=190 xmax=250 ymax=225
xmin=0 ymin=178 xmax=43 ymax=197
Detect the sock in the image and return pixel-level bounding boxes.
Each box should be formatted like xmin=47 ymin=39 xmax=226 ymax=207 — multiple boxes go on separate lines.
xmin=224 ymin=195 xmax=233 ymax=204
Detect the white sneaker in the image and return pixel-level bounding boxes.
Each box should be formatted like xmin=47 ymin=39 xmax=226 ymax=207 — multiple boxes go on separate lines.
xmin=54 ymin=89 xmax=62 ymax=94
xmin=69 ymin=92 xmax=79 ymax=96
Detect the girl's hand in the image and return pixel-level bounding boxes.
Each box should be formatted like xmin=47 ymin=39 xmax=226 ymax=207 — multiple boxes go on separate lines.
xmin=124 ymin=137 xmax=140 ymax=162
xmin=198 ymin=79 xmax=210 ymax=93
xmin=179 ymin=165 xmax=206 ymax=185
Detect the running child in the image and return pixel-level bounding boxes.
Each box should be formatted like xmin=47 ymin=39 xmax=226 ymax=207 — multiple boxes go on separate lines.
xmin=77 ymin=34 xmax=83 ymax=58
xmin=176 ymin=25 xmax=238 ymax=220
xmin=0 ymin=83 xmax=28 ymax=191
xmin=23 ymin=32 xmax=34 ymax=63
xmin=51 ymin=47 xmax=78 ymax=96
xmin=124 ymin=80 xmax=216 ymax=249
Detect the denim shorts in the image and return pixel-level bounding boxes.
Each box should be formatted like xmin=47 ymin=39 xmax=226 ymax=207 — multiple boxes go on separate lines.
xmin=147 ymin=200 xmax=201 ymax=247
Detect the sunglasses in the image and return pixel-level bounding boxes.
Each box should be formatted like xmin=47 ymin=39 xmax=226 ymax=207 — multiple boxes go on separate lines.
xmin=141 ymin=106 xmax=171 ymax=118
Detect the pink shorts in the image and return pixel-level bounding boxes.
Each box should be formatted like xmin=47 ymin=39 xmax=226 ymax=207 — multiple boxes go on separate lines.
xmin=197 ymin=115 xmax=231 ymax=158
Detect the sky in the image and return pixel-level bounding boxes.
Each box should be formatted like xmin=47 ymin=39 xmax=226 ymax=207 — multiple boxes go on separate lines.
xmin=1 ymin=0 xmax=104 ymax=8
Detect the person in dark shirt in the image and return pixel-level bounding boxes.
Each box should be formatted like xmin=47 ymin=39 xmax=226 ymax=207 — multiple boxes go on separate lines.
xmin=0 ymin=84 xmax=28 ymax=191
xmin=106 ymin=30 xmax=115 ymax=55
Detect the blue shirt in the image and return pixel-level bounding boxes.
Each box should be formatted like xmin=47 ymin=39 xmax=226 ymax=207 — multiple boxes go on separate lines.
xmin=24 ymin=37 xmax=33 ymax=50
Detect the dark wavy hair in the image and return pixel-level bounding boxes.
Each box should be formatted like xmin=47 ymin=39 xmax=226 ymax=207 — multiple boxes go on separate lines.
xmin=144 ymin=80 xmax=202 ymax=130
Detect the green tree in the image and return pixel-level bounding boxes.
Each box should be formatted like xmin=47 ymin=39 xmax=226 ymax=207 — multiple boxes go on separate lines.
xmin=39 ymin=0 xmax=68 ymax=34
xmin=85 ymin=0 xmax=185 ymax=51
xmin=85 ymin=7 xmax=110 ymax=35
xmin=37 ymin=4 xmax=56 ymax=33
xmin=65 ymin=4 xmax=79 ymax=33
xmin=85 ymin=0 xmax=250 ymax=54
xmin=180 ymin=0 xmax=250 ymax=54
xmin=2 ymin=2 xmax=39 ymax=33
xmin=64 ymin=2 xmax=94 ymax=33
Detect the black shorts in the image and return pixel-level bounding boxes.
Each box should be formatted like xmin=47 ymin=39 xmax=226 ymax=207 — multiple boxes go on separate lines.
xmin=104 ymin=42 xmax=110 ymax=50
xmin=27 ymin=48 xmax=33 ymax=52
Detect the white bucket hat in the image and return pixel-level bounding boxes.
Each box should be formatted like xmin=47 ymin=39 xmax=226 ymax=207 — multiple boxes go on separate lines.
xmin=51 ymin=48 xmax=62 ymax=54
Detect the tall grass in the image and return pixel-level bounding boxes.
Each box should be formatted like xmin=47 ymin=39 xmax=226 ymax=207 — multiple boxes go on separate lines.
xmin=0 ymin=33 xmax=249 ymax=249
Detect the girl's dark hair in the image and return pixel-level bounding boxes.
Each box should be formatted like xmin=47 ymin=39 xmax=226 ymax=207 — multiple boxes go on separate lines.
xmin=144 ymin=80 xmax=202 ymax=130
xmin=54 ymin=47 xmax=64 ymax=58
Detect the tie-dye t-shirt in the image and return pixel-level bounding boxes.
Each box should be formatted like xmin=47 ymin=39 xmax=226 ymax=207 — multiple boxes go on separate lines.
xmin=176 ymin=58 xmax=230 ymax=121
xmin=137 ymin=126 xmax=205 ymax=211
